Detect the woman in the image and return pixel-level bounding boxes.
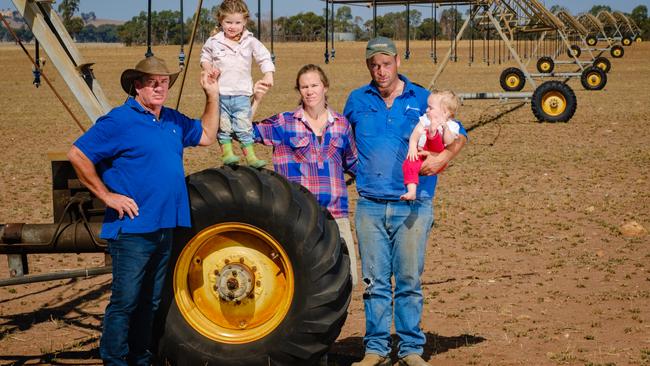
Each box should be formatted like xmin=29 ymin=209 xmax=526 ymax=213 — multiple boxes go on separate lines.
xmin=252 ymin=64 xmax=359 ymax=285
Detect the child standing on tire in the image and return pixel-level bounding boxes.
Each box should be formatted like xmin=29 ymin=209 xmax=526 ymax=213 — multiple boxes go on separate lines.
xmin=400 ymin=90 xmax=461 ymax=201
xmin=201 ymin=0 xmax=275 ymax=168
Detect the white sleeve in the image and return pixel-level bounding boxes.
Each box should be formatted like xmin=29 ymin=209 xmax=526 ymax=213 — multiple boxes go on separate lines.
xmin=446 ymin=120 xmax=461 ymax=135
xmin=419 ymin=114 xmax=431 ymax=128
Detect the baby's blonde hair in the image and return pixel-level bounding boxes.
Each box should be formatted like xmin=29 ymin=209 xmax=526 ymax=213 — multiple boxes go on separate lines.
xmin=431 ymin=89 xmax=460 ymax=118
xmin=210 ymin=0 xmax=250 ymax=36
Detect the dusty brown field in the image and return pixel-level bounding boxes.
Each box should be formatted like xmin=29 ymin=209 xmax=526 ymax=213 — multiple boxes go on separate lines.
xmin=1 ymin=40 xmax=649 ymax=365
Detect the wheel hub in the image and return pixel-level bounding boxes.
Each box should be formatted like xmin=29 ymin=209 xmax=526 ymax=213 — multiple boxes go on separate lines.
xmin=542 ymin=91 xmax=567 ymax=117
xmin=507 ymin=75 xmax=519 ymax=87
xmin=588 ymin=74 xmax=601 ymax=86
xmin=214 ymin=262 xmax=255 ymax=302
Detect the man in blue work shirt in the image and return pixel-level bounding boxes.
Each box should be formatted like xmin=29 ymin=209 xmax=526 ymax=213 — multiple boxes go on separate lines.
xmin=67 ymin=56 xmax=220 ymax=366
xmin=344 ymin=37 xmax=467 ymax=366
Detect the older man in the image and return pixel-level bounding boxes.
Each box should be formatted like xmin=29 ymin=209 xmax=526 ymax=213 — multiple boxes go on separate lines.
xmin=67 ymin=56 xmax=219 ymax=366
xmin=344 ymin=37 xmax=467 ymax=366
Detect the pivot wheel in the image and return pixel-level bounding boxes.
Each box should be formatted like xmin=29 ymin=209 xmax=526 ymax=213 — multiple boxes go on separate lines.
xmin=536 ymin=56 xmax=554 ymax=73
xmin=499 ymin=67 xmax=526 ymax=92
xmin=567 ymin=45 xmax=581 ymax=58
xmin=593 ymin=56 xmax=611 ymax=73
xmin=531 ymin=81 xmax=577 ymax=123
xmin=622 ymin=37 xmax=632 ymax=46
xmin=155 ymin=166 xmax=351 ymax=366
xmin=586 ymin=35 xmax=598 ymax=46
xmin=581 ymin=66 xmax=607 ymax=91
xmin=611 ymin=45 xmax=624 ymax=58
xmin=635 ymin=36 xmax=642 ymax=43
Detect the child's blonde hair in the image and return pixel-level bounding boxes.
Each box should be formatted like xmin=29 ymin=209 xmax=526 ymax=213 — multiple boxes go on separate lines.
xmin=211 ymin=0 xmax=250 ymax=36
xmin=432 ymin=89 xmax=460 ymax=118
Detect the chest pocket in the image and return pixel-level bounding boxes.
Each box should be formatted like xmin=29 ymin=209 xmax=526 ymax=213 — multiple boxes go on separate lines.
xmin=354 ymin=106 xmax=381 ymax=137
xmin=390 ymin=107 xmax=420 ymax=141
xmin=212 ymin=48 xmax=227 ymax=61
xmin=288 ymin=135 xmax=311 ymax=163
xmin=327 ymin=136 xmax=345 ymax=166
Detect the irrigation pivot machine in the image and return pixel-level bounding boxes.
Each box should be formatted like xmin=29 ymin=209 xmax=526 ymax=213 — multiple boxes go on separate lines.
xmin=0 ymin=1 xmax=351 ymax=365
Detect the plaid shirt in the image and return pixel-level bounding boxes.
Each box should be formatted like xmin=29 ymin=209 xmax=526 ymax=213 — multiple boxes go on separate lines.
xmin=253 ymin=107 xmax=358 ymax=218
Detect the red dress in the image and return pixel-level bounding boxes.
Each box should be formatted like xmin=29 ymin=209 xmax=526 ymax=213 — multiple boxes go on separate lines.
xmin=402 ymin=129 xmax=447 ymax=185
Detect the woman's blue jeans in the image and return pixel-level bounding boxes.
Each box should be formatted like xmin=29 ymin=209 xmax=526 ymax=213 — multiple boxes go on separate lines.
xmin=355 ymin=197 xmax=434 ymax=358
xmin=99 ymin=229 xmax=173 ymax=366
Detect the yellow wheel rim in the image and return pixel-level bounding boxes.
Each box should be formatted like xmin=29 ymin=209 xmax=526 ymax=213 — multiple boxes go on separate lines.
xmin=623 ymin=39 xmax=631 ymax=46
xmin=174 ymin=223 xmax=294 ymax=344
xmin=636 ymin=38 xmax=642 ymax=43
xmin=541 ymin=91 xmax=567 ymax=117
xmin=587 ymin=72 xmax=602 ymax=87
xmin=613 ymin=49 xmax=621 ymax=57
xmin=540 ymin=62 xmax=551 ymax=72
xmin=571 ymin=49 xmax=578 ymax=56
xmin=506 ymin=74 xmax=520 ymax=88
xmin=596 ymin=62 xmax=607 ymax=71
xmin=588 ymin=39 xmax=596 ymax=46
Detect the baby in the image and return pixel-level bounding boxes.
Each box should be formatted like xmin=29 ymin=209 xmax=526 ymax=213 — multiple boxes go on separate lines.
xmin=400 ymin=89 xmax=461 ymax=201
xmin=200 ymin=0 xmax=275 ymax=168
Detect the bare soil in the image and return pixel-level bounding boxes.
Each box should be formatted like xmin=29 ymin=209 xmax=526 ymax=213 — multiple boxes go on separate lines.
xmin=0 ymin=41 xmax=649 ymax=365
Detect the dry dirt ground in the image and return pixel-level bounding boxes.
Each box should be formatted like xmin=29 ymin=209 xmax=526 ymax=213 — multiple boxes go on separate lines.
xmin=0 ymin=40 xmax=649 ymax=365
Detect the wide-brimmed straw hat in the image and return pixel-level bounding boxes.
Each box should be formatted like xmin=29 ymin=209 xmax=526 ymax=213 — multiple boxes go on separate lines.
xmin=120 ymin=56 xmax=180 ymax=96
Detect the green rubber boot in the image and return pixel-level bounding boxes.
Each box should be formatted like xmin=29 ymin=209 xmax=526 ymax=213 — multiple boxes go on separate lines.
xmin=220 ymin=141 xmax=240 ymax=165
xmin=242 ymin=143 xmax=267 ymax=169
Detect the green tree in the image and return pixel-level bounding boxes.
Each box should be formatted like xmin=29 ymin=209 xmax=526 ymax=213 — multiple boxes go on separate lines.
xmin=57 ymin=0 xmax=84 ymax=37
xmin=588 ymin=5 xmax=612 ymax=16
xmin=630 ymin=5 xmax=647 ymax=25
xmin=334 ymin=6 xmax=353 ymax=32
xmin=415 ymin=18 xmax=441 ymax=40
xmin=440 ymin=7 xmax=463 ymax=40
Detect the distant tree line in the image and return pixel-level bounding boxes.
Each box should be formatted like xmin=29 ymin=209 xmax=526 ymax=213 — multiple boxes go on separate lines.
xmin=0 ymin=3 xmax=648 ymax=45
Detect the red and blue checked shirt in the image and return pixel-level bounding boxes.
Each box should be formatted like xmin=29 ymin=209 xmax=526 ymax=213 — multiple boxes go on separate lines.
xmin=253 ymin=107 xmax=358 ymax=218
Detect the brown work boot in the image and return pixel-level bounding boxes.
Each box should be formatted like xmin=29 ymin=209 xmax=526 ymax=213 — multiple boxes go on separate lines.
xmin=351 ymin=353 xmax=391 ymax=366
xmin=398 ymin=354 xmax=431 ymax=366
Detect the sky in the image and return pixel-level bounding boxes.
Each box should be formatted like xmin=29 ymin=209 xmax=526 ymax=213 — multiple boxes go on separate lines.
xmin=2 ymin=0 xmax=649 ymax=22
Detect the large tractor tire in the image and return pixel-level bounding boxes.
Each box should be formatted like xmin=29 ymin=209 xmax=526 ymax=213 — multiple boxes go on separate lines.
xmin=610 ymin=45 xmax=624 ymax=58
xmin=593 ymin=56 xmax=611 ymax=73
xmin=155 ymin=166 xmax=352 ymax=366
xmin=586 ymin=35 xmax=598 ymax=46
xmin=531 ymin=81 xmax=577 ymax=123
xmin=567 ymin=45 xmax=581 ymax=58
xmin=499 ymin=67 xmax=526 ymax=92
xmin=536 ymin=56 xmax=554 ymax=73
xmin=580 ymin=66 xmax=607 ymax=91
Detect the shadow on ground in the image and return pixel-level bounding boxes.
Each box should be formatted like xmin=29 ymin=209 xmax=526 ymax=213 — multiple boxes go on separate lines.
xmin=328 ymin=332 xmax=486 ymax=365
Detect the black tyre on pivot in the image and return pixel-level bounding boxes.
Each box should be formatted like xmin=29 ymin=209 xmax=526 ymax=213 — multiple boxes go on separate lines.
xmin=531 ymin=81 xmax=577 ymax=123
xmin=610 ymin=45 xmax=624 ymax=58
xmin=567 ymin=45 xmax=581 ymax=58
xmin=586 ymin=35 xmax=598 ymax=46
xmin=580 ymin=66 xmax=607 ymax=91
xmin=593 ymin=56 xmax=611 ymax=73
xmin=536 ymin=56 xmax=555 ymax=73
xmin=155 ymin=166 xmax=351 ymax=366
xmin=622 ymin=37 xmax=632 ymax=46
xmin=499 ymin=67 xmax=526 ymax=92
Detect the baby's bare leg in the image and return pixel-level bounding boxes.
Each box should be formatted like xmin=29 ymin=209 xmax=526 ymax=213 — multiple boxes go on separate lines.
xmin=400 ymin=183 xmax=418 ymax=200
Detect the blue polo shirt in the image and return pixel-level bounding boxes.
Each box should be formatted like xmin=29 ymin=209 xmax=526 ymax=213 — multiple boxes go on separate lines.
xmin=344 ymin=75 xmax=467 ymax=200
xmin=74 ymin=97 xmax=203 ymax=239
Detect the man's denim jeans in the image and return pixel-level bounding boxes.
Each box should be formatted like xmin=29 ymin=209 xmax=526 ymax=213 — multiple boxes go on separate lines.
xmin=100 ymin=229 xmax=173 ymax=366
xmin=355 ymin=197 xmax=434 ymax=358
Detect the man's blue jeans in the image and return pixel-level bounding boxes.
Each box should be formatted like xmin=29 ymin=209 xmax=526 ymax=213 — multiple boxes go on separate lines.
xmin=355 ymin=197 xmax=434 ymax=358
xmin=100 ymin=229 xmax=173 ymax=366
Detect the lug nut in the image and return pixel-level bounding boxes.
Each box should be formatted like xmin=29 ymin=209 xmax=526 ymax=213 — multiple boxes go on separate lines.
xmin=239 ymin=257 xmax=245 ymax=263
